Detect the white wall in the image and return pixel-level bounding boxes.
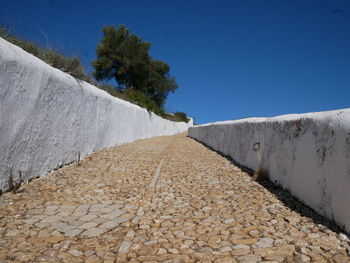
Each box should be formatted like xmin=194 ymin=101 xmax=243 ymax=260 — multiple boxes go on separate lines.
xmin=188 ymin=109 xmax=350 ymax=233
xmin=0 ymin=37 xmax=192 ymax=192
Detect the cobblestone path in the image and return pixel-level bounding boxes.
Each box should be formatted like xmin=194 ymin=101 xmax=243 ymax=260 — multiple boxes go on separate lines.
xmin=0 ymin=133 xmax=349 ymax=263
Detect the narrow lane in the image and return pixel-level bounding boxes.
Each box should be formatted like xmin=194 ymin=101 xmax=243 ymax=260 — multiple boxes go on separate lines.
xmin=0 ymin=133 xmax=349 ymax=262
xmin=0 ymin=134 xmax=175 ymax=262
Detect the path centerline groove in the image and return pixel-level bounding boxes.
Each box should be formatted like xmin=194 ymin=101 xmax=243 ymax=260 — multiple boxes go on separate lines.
xmin=149 ymin=157 xmax=165 ymax=189
xmin=149 ymin=137 xmax=175 ymax=191
xmin=0 ymin=133 xmax=349 ymax=263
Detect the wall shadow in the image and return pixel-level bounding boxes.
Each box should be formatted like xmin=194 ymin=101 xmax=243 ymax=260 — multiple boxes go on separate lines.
xmin=189 ymin=136 xmax=345 ymax=235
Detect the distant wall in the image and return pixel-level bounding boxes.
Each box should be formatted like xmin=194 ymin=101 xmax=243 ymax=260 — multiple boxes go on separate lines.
xmin=188 ymin=109 xmax=350 ymax=233
xmin=0 ymin=37 xmax=192 ymax=192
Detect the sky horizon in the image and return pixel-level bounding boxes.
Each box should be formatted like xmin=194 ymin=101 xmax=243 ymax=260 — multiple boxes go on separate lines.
xmin=1 ymin=0 xmax=349 ymax=124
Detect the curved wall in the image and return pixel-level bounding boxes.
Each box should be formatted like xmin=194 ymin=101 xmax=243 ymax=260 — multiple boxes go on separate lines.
xmin=0 ymin=37 xmax=192 ymax=192
xmin=188 ymin=109 xmax=350 ymax=233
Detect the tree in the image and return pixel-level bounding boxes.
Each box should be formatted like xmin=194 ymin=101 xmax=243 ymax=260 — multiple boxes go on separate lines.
xmin=173 ymin=112 xmax=190 ymax=123
xmin=91 ymin=25 xmax=178 ymax=108
xmin=144 ymin=60 xmax=178 ymax=107
xmin=92 ymin=25 xmax=150 ymax=89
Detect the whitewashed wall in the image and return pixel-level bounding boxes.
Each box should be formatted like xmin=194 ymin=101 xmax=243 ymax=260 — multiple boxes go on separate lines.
xmin=0 ymin=37 xmax=192 ymax=192
xmin=188 ymin=109 xmax=350 ymax=233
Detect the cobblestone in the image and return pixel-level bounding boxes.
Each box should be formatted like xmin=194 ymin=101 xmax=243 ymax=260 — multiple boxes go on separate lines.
xmin=0 ymin=133 xmax=349 ymax=262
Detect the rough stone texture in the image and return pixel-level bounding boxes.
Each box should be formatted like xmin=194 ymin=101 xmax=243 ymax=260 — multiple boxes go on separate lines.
xmin=0 ymin=37 xmax=192 ymax=192
xmin=188 ymin=109 xmax=350 ymax=234
xmin=0 ymin=133 xmax=349 ymax=262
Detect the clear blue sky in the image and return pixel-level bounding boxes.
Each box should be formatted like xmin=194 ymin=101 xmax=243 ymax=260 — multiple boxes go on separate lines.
xmin=1 ymin=0 xmax=349 ymax=124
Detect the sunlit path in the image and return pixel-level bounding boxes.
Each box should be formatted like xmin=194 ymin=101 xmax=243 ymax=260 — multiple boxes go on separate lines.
xmin=0 ymin=133 xmax=349 ymax=262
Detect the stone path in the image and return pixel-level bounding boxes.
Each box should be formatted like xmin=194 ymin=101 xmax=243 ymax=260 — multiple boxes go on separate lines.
xmin=0 ymin=133 xmax=349 ymax=263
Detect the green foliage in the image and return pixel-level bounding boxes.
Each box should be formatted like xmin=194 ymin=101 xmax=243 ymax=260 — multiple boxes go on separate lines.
xmin=97 ymin=83 xmax=124 ymax=98
xmin=0 ymin=26 xmax=189 ymax=122
xmin=97 ymin=83 xmax=189 ymax=122
xmin=126 ymin=90 xmax=163 ymax=114
xmin=92 ymin=25 xmax=150 ymax=87
xmin=0 ymin=27 xmax=92 ymax=83
xmin=0 ymin=27 xmax=40 ymax=56
xmin=91 ymin=25 xmax=178 ymax=108
xmin=173 ymin=112 xmax=190 ymax=123
xmin=144 ymin=60 xmax=178 ymax=107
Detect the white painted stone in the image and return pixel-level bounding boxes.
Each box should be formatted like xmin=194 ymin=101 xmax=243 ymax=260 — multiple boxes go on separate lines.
xmin=68 ymin=249 xmax=83 ymax=257
xmin=0 ymin=37 xmax=192 ymax=192
xmin=118 ymin=241 xmax=131 ymax=254
xmin=188 ymin=109 xmax=350 ymax=234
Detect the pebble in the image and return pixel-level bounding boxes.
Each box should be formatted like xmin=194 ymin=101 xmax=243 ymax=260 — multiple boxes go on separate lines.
xmin=157 ymin=248 xmax=167 ymax=255
xmin=0 ymin=133 xmax=348 ymax=262
xmin=118 ymin=241 xmax=132 ymax=254
xmin=68 ymin=249 xmax=83 ymax=257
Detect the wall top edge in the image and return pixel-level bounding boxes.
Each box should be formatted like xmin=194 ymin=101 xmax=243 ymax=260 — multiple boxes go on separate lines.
xmin=192 ymin=108 xmax=350 ymax=128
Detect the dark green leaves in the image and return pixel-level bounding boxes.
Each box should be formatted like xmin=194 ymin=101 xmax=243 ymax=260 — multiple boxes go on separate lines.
xmin=91 ymin=25 xmax=178 ymax=108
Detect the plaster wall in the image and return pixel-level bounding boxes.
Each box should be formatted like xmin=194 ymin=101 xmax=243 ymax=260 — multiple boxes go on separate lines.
xmin=188 ymin=109 xmax=350 ymax=233
xmin=0 ymin=37 xmax=192 ymax=192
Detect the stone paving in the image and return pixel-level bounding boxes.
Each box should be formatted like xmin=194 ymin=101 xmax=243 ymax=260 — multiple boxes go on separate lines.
xmin=0 ymin=133 xmax=349 ymax=262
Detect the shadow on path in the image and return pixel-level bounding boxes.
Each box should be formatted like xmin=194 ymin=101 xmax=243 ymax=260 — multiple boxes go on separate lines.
xmin=189 ymin=136 xmax=344 ymax=235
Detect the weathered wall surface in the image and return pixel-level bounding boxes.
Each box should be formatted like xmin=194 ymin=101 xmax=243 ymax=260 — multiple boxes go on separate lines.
xmin=0 ymin=37 xmax=192 ymax=192
xmin=188 ymin=109 xmax=350 ymax=233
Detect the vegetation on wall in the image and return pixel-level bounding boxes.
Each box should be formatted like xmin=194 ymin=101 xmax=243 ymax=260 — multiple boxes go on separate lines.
xmin=91 ymin=25 xmax=179 ymax=112
xmin=0 ymin=27 xmax=91 ymax=82
xmin=0 ymin=25 xmax=190 ymax=123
